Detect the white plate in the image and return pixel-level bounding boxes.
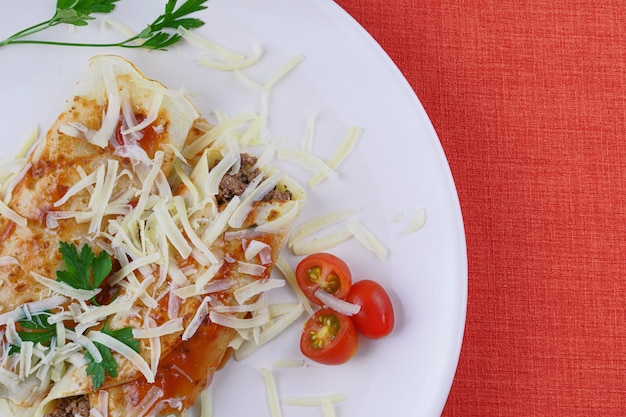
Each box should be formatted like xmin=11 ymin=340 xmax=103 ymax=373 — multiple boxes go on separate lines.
xmin=0 ymin=1 xmax=467 ymax=416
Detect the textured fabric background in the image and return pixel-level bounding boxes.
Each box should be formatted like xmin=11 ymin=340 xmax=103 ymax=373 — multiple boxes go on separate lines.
xmin=335 ymin=1 xmax=626 ymax=415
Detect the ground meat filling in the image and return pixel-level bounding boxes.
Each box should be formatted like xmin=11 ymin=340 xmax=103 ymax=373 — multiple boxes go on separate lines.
xmin=216 ymin=153 xmax=292 ymax=205
xmin=45 ymin=395 xmax=89 ymax=417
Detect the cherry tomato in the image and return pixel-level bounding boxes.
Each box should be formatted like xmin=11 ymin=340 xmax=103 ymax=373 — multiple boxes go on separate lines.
xmin=346 ymin=280 xmax=395 ymax=339
xmin=295 ymin=253 xmax=352 ymax=306
xmin=299 ymin=308 xmax=358 ymax=365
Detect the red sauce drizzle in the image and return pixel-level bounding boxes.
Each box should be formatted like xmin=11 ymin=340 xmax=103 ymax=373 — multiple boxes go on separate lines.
xmin=128 ymin=321 xmax=234 ymax=414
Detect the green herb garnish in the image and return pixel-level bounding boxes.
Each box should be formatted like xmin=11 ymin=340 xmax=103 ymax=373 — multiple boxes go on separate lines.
xmin=9 ymin=312 xmax=57 ymax=354
xmin=0 ymin=0 xmax=208 ymax=51
xmin=56 ymin=241 xmax=112 ymax=293
xmin=86 ymin=320 xmax=140 ymax=390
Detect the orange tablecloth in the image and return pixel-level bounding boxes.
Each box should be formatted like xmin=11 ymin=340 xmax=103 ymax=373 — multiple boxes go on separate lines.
xmin=336 ymin=1 xmax=626 ymax=415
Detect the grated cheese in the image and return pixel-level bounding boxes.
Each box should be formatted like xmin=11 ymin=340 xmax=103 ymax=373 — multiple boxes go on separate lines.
xmin=128 ymin=386 xmax=164 ymax=417
xmin=53 ymin=168 xmax=99 ymax=207
xmin=265 ymin=55 xmax=305 ymax=89
xmin=308 ymin=125 xmax=363 ymax=187
xmin=129 ymin=151 xmax=165 ymax=222
xmin=399 ymin=207 xmax=427 ymax=235
xmin=234 ymin=303 xmax=305 ymax=361
xmin=132 ymin=318 xmax=183 ymax=339
xmin=66 ymin=331 xmax=103 ymax=363
xmin=202 ymin=196 xmax=241 ymax=246
xmin=18 ymin=341 xmax=33 ymax=379
xmin=321 ymin=400 xmax=337 ymax=417
xmin=260 ymin=368 xmax=283 ymax=417
xmin=244 ymin=240 xmax=271 ymax=262
xmin=314 ymin=289 xmax=361 ymax=316
xmin=228 ymin=173 xmax=282 ymax=228
xmin=288 ymin=208 xmax=359 ymax=248
xmin=178 ymin=27 xmax=246 ymax=63
xmin=182 ymin=297 xmax=211 ymax=341
xmin=197 ymin=45 xmax=262 ymax=71
xmin=30 ymin=272 xmax=101 ymax=301
xmin=281 ymin=393 xmax=348 ymax=407
xmin=0 ymin=296 xmax=69 ymax=326
xmin=182 ymin=112 xmax=256 ymax=159
xmin=347 ymin=218 xmax=389 ymax=260
xmin=102 ymin=17 xmax=142 ymax=45
xmin=209 ymin=308 xmax=271 ymax=330
xmin=90 ymin=93 xmax=121 ymax=148
xmin=210 ymin=298 xmax=266 ymax=314
xmin=233 ymin=278 xmax=285 ymax=304
xmin=199 ymin=387 xmax=213 ymax=417
xmin=274 ymin=257 xmax=314 ymax=314
xmin=272 ymin=358 xmax=305 ymax=368
xmin=0 ymin=368 xmax=18 ymax=387
xmin=108 ymin=252 xmax=161 ymax=286
xmin=291 ymin=226 xmax=353 ymax=256
xmin=88 ymin=330 xmax=154 ymax=383
xmin=0 ymin=199 xmax=27 ymax=228
xmin=153 ymin=202 xmax=193 ymax=259
xmin=299 ymin=113 xmax=317 ymax=153
xmin=276 ymin=146 xmax=336 ymax=179
xmin=76 ymin=299 xmax=134 ymax=328
xmin=173 ymin=196 xmax=218 ymax=264
xmin=174 ymin=278 xmax=235 ymax=300
xmin=122 ymin=91 xmax=164 ymax=135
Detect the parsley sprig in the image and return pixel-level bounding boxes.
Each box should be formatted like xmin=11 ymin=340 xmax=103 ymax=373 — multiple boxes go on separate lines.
xmin=86 ymin=321 xmax=140 ymax=390
xmin=7 ymin=242 xmax=140 ymax=391
xmin=0 ymin=0 xmax=208 ymax=50
xmin=56 ymin=241 xmax=112 ymax=293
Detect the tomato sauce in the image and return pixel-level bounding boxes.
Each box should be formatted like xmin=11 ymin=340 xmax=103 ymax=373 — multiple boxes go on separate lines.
xmin=137 ymin=122 xmax=160 ymax=157
xmin=114 ymin=115 xmax=162 ymax=158
xmin=127 ymin=321 xmax=235 ymax=414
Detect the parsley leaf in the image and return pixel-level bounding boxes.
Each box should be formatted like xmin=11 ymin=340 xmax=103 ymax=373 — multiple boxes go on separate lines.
xmin=56 ymin=242 xmax=112 ymax=292
xmin=0 ymin=0 xmax=208 ymax=51
xmin=85 ymin=320 xmax=140 ymax=390
xmin=9 ymin=312 xmax=57 ymax=355
xmin=134 ymin=0 xmax=207 ymax=50
xmin=0 ymin=0 xmax=119 ymax=47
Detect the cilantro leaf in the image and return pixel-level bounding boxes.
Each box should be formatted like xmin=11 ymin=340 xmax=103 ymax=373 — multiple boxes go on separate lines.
xmin=85 ymin=320 xmax=140 ymax=390
xmin=56 ymin=242 xmax=112 ymax=292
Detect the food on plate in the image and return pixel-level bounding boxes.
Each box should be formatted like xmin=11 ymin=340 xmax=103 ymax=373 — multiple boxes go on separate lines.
xmin=346 ymin=280 xmax=395 ymax=339
xmin=299 ymin=308 xmax=358 ymax=366
xmin=294 ymin=252 xmax=352 ymax=306
xmin=0 ymin=54 xmax=305 ymax=416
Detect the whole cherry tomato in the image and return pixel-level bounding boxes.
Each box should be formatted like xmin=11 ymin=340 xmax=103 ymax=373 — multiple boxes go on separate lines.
xmin=295 ymin=253 xmax=352 ymax=306
xmin=346 ymin=279 xmax=395 ymax=339
xmin=299 ymin=308 xmax=358 ymax=365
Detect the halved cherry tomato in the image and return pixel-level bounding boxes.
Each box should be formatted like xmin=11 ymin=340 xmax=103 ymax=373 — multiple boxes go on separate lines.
xmin=295 ymin=253 xmax=352 ymax=306
xmin=346 ymin=280 xmax=395 ymax=339
xmin=300 ymin=308 xmax=358 ymax=365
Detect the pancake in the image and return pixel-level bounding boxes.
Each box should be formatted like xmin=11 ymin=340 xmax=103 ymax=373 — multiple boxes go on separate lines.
xmin=0 ymin=55 xmax=305 ymax=417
